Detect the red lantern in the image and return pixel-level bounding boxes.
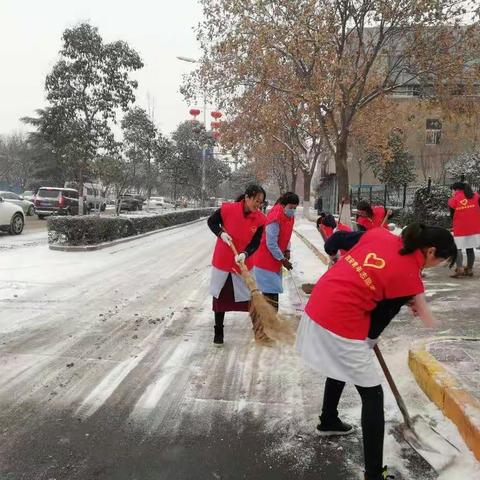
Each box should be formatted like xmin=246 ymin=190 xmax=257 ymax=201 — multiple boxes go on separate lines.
xmin=211 ymin=121 xmax=221 ymax=129
xmin=189 ymin=108 xmax=201 ymax=118
xmin=212 ymin=131 xmax=221 ymax=140
xmin=211 ymin=111 xmax=222 ymax=119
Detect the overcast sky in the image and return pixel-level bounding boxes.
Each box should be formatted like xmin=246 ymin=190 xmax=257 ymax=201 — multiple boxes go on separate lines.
xmin=0 ymin=0 xmax=204 ymax=137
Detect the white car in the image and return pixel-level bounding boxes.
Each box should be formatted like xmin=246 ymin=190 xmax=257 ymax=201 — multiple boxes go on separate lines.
xmin=149 ymin=196 xmax=174 ymax=209
xmin=0 ymin=195 xmax=25 ymax=235
xmin=0 ymin=191 xmax=36 ymax=216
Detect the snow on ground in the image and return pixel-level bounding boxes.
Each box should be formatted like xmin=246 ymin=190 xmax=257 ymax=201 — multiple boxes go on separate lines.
xmin=0 ymin=215 xmax=479 ymax=478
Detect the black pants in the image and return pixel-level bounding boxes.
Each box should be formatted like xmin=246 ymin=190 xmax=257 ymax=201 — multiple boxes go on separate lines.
xmin=456 ymin=248 xmax=475 ymax=268
xmin=263 ymin=293 xmax=279 ymax=312
xmin=321 ymin=377 xmax=384 ymax=479
xmin=215 ymin=312 xmax=225 ymax=327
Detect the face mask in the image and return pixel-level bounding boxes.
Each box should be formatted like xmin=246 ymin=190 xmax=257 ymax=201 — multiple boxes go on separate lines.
xmin=285 ymin=208 xmax=296 ymax=218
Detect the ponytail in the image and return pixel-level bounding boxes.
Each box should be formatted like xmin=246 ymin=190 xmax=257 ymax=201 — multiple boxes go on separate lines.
xmin=400 ymin=223 xmax=425 ymax=255
xmin=400 ymin=223 xmax=457 ymax=267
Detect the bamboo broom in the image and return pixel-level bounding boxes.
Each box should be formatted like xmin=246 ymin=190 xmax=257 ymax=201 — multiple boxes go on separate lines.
xmin=228 ymin=242 xmax=295 ymax=345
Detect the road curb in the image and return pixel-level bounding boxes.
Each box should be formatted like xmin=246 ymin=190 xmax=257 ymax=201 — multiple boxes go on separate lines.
xmin=293 ymin=228 xmax=329 ymax=265
xmin=408 ymin=337 xmax=480 ymax=460
xmin=49 ymin=216 xmax=208 ymax=252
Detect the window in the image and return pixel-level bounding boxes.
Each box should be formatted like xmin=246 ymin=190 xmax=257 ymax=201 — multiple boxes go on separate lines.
xmin=391 ymin=85 xmax=421 ymax=97
xmin=426 ymin=119 xmax=442 ymax=145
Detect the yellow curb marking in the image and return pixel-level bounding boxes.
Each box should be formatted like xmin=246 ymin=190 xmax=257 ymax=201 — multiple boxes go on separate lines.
xmin=409 ymin=339 xmax=480 ymax=460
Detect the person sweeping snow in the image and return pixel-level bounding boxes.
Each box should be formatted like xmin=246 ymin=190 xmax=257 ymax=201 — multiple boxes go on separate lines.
xmin=356 ymin=200 xmax=392 ymax=231
xmin=251 ymin=192 xmax=300 ymax=315
xmin=295 ymin=224 xmax=457 ymax=480
xmin=448 ymin=182 xmax=480 ymax=278
xmin=207 ymin=184 xmax=267 ymax=345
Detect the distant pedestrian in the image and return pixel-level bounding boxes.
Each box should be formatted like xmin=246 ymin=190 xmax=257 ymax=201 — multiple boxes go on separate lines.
xmin=448 ymin=182 xmax=480 ymax=278
xmin=314 ymin=197 xmax=323 ymax=215
xmin=356 ymin=200 xmax=392 ymax=231
xmin=252 ymin=192 xmax=299 ymax=322
xmin=296 ymin=224 xmax=457 ymax=480
xmin=207 ymin=184 xmax=266 ymax=345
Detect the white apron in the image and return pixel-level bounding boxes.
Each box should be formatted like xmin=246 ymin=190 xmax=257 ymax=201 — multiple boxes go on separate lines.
xmin=295 ymin=312 xmax=382 ymax=388
xmin=209 ymin=266 xmax=251 ymax=302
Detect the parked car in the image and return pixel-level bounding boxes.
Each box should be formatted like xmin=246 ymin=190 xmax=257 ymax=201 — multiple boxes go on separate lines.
xmin=83 ymin=183 xmax=107 ymax=212
xmin=0 ymin=195 xmax=24 ymax=234
xmin=149 ymin=196 xmax=174 ymax=209
xmin=118 ymin=194 xmax=143 ymax=211
xmin=22 ymin=190 xmax=36 ymax=203
xmin=0 ymin=191 xmax=36 ymax=216
xmin=34 ymin=187 xmax=79 ymax=219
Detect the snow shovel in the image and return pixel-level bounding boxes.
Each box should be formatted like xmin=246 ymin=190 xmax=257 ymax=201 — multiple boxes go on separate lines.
xmin=374 ymin=345 xmax=459 ymax=472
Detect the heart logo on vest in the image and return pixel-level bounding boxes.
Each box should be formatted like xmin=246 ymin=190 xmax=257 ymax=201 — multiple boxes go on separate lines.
xmin=251 ymin=226 xmax=257 ymax=233
xmin=363 ymin=252 xmax=386 ymax=269
xmin=460 ymin=199 xmax=468 ymax=206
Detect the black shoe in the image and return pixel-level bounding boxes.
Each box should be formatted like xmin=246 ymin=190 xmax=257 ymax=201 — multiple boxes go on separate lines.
xmin=364 ymin=466 xmax=395 ymax=480
xmin=213 ymin=326 xmax=223 ymax=346
xmin=316 ymin=418 xmax=354 ymax=436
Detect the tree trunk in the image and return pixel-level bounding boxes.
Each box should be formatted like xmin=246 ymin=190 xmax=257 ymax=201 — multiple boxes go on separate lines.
xmin=302 ymin=170 xmax=314 ymax=220
xmin=78 ymin=164 xmax=84 ymax=216
xmin=335 ymin=133 xmax=353 ymax=227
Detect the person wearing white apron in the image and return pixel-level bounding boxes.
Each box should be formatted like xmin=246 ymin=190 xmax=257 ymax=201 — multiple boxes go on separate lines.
xmin=296 ymin=224 xmax=457 ymax=480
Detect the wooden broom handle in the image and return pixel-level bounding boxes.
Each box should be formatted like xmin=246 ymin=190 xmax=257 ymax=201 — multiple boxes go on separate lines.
xmin=227 ymin=241 xmax=249 ymax=274
xmin=374 ymin=345 xmax=413 ymax=428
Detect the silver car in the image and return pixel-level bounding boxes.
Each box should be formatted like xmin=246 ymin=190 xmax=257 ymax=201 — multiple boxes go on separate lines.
xmin=0 ymin=191 xmax=35 ymax=216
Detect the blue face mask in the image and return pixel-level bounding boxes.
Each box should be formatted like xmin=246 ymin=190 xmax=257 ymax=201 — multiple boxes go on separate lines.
xmin=284 ymin=208 xmax=296 ymax=218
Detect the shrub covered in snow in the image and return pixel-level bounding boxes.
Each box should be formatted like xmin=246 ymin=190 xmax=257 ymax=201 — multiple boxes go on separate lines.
xmin=446 ymin=150 xmax=480 ymax=186
xmin=47 ymin=209 xmax=215 ymax=246
xmin=395 ymin=185 xmax=451 ymax=229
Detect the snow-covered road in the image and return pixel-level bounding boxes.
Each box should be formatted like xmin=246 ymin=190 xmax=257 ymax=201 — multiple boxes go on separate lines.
xmin=0 ymin=219 xmax=478 ymax=479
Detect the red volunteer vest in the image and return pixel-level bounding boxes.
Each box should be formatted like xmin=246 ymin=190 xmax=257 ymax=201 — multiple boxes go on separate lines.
xmin=357 ymin=206 xmax=388 ymax=231
xmin=448 ymin=191 xmax=480 ymax=237
xmin=212 ymin=201 xmax=266 ymax=273
xmin=320 ymin=225 xmax=334 ymax=239
xmin=305 ymin=228 xmax=425 ymax=340
xmin=252 ymin=204 xmax=294 ymax=272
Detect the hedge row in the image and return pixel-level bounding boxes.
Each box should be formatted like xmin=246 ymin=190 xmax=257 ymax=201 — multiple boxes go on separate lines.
xmin=47 ymin=208 xmax=215 ymax=246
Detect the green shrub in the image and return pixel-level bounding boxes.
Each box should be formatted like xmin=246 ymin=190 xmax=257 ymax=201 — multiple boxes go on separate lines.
xmin=394 ymin=185 xmax=451 ymax=229
xmin=48 ymin=208 xmax=215 ymax=246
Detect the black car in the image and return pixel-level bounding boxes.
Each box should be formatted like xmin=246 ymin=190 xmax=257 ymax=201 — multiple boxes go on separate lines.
xmin=118 ymin=194 xmax=144 ymax=211
xmin=35 ymin=187 xmax=79 ymax=219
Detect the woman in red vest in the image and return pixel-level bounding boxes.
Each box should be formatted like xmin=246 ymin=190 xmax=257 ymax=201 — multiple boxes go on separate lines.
xmin=316 ymin=213 xmax=337 ymax=241
xmin=251 ymin=192 xmax=300 ymax=314
xmin=448 ymin=182 xmax=480 ymax=277
xmin=296 ymin=224 xmax=456 ymax=480
xmin=207 ymin=184 xmax=266 ymax=346
xmin=356 ymin=200 xmax=392 ymax=231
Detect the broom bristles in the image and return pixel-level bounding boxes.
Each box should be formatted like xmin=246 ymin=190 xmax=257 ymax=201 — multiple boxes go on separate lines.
xmin=228 ymin=241 xmax=295 ymax=345
xmin=239 ymin=268 xmax=295 ymax=345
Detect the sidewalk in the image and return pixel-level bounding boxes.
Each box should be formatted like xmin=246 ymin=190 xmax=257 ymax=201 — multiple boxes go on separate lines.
xmin=409 ymin=337 xmax=480 ymax=461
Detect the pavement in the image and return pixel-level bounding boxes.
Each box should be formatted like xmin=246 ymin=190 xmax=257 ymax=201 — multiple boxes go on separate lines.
xmin=409 ymin=337 xmax=480 ymax=461
xmin=1 ymin=214 xmax=480 ymax=479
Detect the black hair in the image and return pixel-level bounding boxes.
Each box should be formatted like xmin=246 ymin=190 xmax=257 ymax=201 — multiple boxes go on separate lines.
xmin=451 ymin=181 xmax=474 ymax=199
xmin=400 ymin=223 xmax=457 ymax=267
xmin=236 ymin=184 xmax=266 ymax=202
xmin=356 ymin=200 xmax=374 ymax=218
xmin=316 ymin=213 xmax=336 ymax=229
xmin=276 ymin=191 xmax=300 ymax=206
